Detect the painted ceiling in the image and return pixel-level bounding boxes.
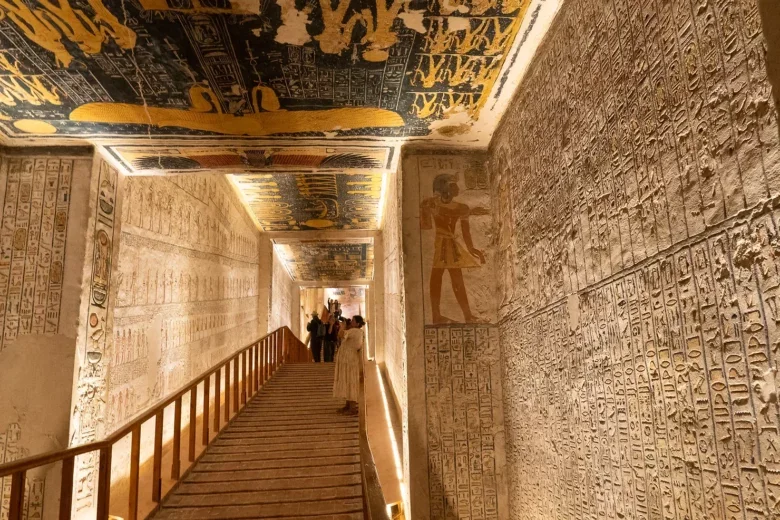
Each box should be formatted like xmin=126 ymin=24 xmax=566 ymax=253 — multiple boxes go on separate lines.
xmin=274 ymin=239 xmax=374 ymax=281
xmin=233 ymin=171 xmax=382 ymax=230
xmin=0 ymin=0 xmax=558 ymax=147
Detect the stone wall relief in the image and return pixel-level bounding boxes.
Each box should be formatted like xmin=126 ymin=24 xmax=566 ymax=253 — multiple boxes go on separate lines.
xmin=417 ymin=155 xmax=495 ymax=325
xmin=410 ymin=153 xmax=505 ymax=520
xmin=0 ymin=157 xmax=72 ymax=351
xmin=109 ymin=173 xmax=260 ymax=432
xmin=489 ymin=0 xmax=780 ymax=518
xmin=71 ymin=158 xmax=118 ymax=514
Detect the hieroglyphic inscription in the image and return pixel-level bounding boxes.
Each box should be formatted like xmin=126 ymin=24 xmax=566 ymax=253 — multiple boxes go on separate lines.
xmin=501 ymin=217 xmax=780 ymax=518
xmin=425 ymin=324 xmax=501 ymax=520
xmin=491 ymin=0 xmax=780 ymax=318
xmin=0 ymin=157 xmax=71 ymax=351
xmin=71 ymin=158 xmax=117 ymax=513
xmin=0 ymin=424 xmax=44 ymax=520
xmin=490 ymin=0 xmax=780 ymax=518
xmin=111 ymin=173 xmax=260 ymax=429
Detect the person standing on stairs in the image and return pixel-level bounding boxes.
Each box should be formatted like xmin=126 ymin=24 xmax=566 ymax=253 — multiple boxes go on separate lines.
xmin=334 ymin=315 xmax=365 ymax=415
xmin=306 ymin=311 xmax=325 ymax=362
xmin=324 ymin=315 xmax=339 ymax=362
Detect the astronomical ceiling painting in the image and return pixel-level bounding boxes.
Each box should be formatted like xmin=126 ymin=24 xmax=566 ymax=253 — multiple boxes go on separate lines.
xmin=275 ymin=239 xmax=374 ymax=281
xmin=0 ymin=0 xmax=548 ymax=144
xmin=233 ymin=172 xmax=382 ymax=231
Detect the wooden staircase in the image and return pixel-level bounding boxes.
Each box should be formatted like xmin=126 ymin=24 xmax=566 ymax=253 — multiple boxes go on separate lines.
xmin=151 ymin=364 xmax=364 ymax=520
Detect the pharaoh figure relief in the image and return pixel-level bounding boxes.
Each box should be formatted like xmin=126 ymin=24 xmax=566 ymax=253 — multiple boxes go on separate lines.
xmin=421 ymin=173 xmax=489 ymax=324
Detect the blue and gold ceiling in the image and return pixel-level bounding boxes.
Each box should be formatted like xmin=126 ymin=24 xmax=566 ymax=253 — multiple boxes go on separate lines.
xmin=233 ymin=171 xmax=381 ymax=230
xmin=275 ymin=239 xmax=374 ymax=281
xmin=0 ymin=0 xmax=537 ymax=141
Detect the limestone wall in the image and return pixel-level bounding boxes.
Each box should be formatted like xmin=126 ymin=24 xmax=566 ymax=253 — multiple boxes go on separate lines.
xmin=269 ymin=247 xmax=295 ymax=332
xmin=381 ymin=167 xmax=407 ymax=417
xmin=0 ymin=147 xmax=94 ymax=520
xmin=112 ymin=173 xmax=261 ymax=431
xmin=490 ymin=0 xmax=780 ymax=518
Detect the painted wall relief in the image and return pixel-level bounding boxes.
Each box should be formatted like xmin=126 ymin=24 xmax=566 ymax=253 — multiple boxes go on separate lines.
xmin=416 ymin=155 xmax=495 ymax=325
xmin=0 ymin=0 xmax=540 ymax=140
xmin=381 ymin=166 xmax=406 ymax=414
xmin=490 ymin=0 xmax=780 ymax=518
xmin=274 ymin=239 xmax=374 ymax=281
xmin=407 ymin=152 xmax=505 ymax=520
xmin=233 ymin=172 xmax=382 ymax=231
xmin=71 ymin=158 xmax=118 ymax=514
xmin=0 ymin=157 xmax=72 ymax=351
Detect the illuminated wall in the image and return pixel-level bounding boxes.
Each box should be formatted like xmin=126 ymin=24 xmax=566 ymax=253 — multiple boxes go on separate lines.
xmin=490 ymin=0 xmax=780 ymax=518
xmin=269 ymin=247 xmax=295 ymax=332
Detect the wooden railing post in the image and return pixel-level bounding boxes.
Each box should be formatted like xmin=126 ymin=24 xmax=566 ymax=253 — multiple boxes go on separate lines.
xmin=249 ymin=346 xmax=254 ymax=395
xmin=172 ymin=398 xmax=182 ymax=479
xmin=188 ymin=387 xmax=196 ymax=462
xmin=202 ymin=377 xmax=210 ymax=445
xmin=8 ymin=471 xmax=25 ymax=520
xmin=254 ymin=343 xmax=259 ymax=391
xmin=96 ymin=447 xmax=112 ymax=520
xmin=214 ymin=367 xmax=221 ymax=433
xmin=152 ymin=410 xmax=163 ymax=502
xmin=241 ymin=351 xmax=247 ymax=405
xmin=225 ymin=359 xmax=231 ymax=421
xmin=129 ymin=426 xmax=141 ymax=520
xmin=262 ymin=339 xmax=268 ymax=383
xmin=59 ymin=456 xmax=74 ymax=520
xmin=233 ymin=355 xmax=239 ymax=412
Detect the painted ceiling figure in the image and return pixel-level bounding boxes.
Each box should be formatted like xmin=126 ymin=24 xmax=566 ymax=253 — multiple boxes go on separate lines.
xmin=358 ymin=0 xmax=406 ymax=62
xmin=69 ymin=83 xmax=404 ymax=135
xmin=315 ymin=0 xmax=367 ymax=55
xmin=0 ymin=0 xmax=136 ymax=67
xmin=421 ymin=174 xmax=489 ymax=324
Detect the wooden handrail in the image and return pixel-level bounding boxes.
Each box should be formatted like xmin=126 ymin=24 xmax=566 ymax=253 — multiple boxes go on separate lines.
xmin=0 ymin=326 xmax=309 ymax=520
xmin=359 ymin=347 xmax=390 ymax=520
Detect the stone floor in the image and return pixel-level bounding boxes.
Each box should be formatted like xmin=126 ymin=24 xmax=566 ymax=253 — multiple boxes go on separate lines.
xmin=151 ymin=364 xmax=363 ymax=520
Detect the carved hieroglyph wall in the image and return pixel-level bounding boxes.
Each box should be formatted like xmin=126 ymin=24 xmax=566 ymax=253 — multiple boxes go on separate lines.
xmin=0 ymin=148 xmax=94 ymax=520
xmin=381 ymin=166 xmax=407 ymax=419
xmin=269 ymin=247 xmax=295 ymax=332
xmin=111 ymin=174 xmax=260 ymax=430
xmin=489 ymin=0 xmax=780 ymax=517
xmin=401 ymin=152 xmax=507 ymax=520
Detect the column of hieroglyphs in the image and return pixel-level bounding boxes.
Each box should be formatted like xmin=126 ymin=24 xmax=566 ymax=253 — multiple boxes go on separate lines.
xmin=489 ymin=0 xmax=780 ymax=518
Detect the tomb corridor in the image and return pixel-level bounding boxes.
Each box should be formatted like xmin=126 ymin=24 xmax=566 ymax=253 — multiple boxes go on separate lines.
xmin=0 ymin=0 xmax=780 ymax=519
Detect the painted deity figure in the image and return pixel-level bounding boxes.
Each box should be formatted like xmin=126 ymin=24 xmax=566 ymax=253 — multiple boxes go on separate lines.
xmin=421 ymin=174 xmax=488 ymax=324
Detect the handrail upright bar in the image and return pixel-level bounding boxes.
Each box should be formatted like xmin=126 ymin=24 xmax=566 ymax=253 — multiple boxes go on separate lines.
xmin=214 ymin=368 xmax=221 ymax=433
xmin=8 ymin=471 xmax=25 ymax=520
xmin=359 ymin=342 xmax=390 ymax=520
xmin=233 ymin=354 xmax=240 ymax=413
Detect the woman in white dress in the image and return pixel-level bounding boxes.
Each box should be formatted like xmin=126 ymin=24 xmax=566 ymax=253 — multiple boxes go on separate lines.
xmin=333 ymin=315 xmax=364 ymax=414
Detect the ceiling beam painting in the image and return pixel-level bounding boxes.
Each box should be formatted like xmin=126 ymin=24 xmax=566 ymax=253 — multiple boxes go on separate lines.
xmin=274 ymin=239 xmax=374 ymax=282
xmin=234 ymin=171 xmax=383 ymax=231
